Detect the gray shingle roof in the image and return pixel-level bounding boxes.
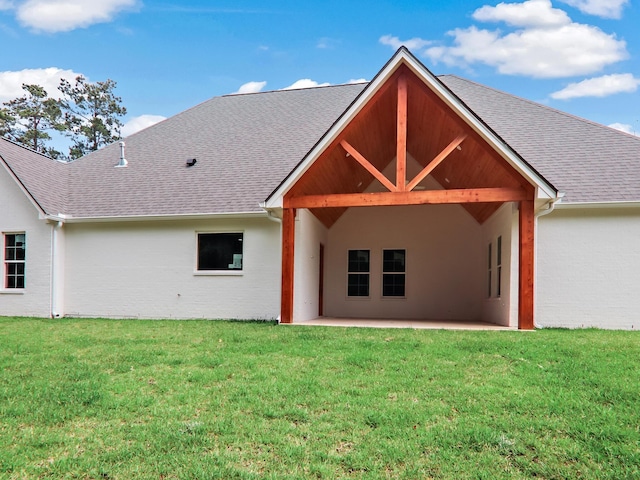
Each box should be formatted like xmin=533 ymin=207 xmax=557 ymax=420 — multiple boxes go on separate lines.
xmin=64 ymin=84 xmax=366 ymax=217
xmin=0 ymin=137 xmax=68 ymax=215
xmin=2 ymin=73 xmax=640 ymax=219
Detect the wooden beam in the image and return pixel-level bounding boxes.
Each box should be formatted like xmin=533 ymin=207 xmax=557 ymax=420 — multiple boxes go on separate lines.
xmin=340 ymin=140 xmax=397 ymax=192
xmin=518 ymin=199 xmax=535 ymax=330
xmin=396 ymin=74 xmax=407 ymax=191
xmin=407 ymin=134 xmax=467 ymax=191
xmin=285 ymin=187 xmax=528 ymax=209
xmin=280 ymin=208 xmax=296 ymax=324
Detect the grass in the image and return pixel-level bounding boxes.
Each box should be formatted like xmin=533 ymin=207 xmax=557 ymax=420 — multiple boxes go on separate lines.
xmin=0 ymin=318 xmax=639 ymax=479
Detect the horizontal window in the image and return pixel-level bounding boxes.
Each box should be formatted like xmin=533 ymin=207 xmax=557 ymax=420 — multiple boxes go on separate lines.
xmin=197 ymin=233 xmax=243 ymax=271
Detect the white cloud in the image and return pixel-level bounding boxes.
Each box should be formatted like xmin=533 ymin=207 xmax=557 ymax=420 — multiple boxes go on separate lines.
xmin=379 ymin=34 xmax=431 ymax=51
xmin=121 ymin=114 xmax=166 ymax=137
xmin=421 ymin=0 xmax=627 ymax=78
xmin=608 ymin=123 xmax=638 ymax=136
xmin=559 ymin=0 xmax=629 ymax=19
xmin=282 ymin=79 xmax=331 ymax=90
xmin=15 ymin=0 xmax=139 ymax=33
xmin=348 ymin=78 xmax=368 ymax=84
xmin=473 ymin=0 xmax=570 ymax=28
xmin=551 ymin=73 xmax=640 ymax=100
xmin=234 ymin=81 xmax=267 ymax=94
xmin=0 ymin=0 xmax=14 ymax=10
xmin=0 ymin=67 xmax=81 ymax=102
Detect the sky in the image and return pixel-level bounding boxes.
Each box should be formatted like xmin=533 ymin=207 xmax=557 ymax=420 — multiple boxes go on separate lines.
xmin=0 ymin=0 xmax=639 ymax=140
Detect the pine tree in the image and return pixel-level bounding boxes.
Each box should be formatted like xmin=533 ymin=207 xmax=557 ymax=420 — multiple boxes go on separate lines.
xmin=59 ymin=76 xmax=127 ymax=159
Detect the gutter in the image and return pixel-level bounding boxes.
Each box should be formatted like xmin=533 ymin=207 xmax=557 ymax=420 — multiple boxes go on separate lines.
xmin=48 ymin=211 xmax=269 ymax=224
xmin=535 ymin=193 xmax=565 ymax=219
xmin=554 ymin=200 xmax=640 ymax=210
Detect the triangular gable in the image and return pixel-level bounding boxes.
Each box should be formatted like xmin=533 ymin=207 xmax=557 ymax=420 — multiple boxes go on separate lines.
xmin=265 ymin=47 xmax=557 ymax=225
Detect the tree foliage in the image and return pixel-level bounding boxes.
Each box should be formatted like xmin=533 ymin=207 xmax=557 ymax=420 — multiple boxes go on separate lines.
xmin=2 ymin=84 xmax=64 ymax=158
xmin=0 ymin=76 xmax=127 ymax=160
xmin=59 ymin=76 xmax=127 ymax=159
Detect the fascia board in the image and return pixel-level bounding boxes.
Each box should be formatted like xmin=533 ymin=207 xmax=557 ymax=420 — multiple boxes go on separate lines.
xmin=266 ymin=49 xmax=558 ymax=209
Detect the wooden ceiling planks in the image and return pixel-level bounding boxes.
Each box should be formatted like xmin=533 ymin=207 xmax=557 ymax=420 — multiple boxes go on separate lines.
xmin=284 ymin=63 xmax=533 ymax=227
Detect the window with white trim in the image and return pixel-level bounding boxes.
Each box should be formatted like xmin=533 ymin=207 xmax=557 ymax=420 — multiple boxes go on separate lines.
xmin=4 ymin=233 xmax=25 ymax=289
xmin=382 ymin=249 xmax=405 ymax=297
xmin=347 ymin=249 xmax=370 ymax=297
xmin=197 ymin=233 xmax=243 ymax=271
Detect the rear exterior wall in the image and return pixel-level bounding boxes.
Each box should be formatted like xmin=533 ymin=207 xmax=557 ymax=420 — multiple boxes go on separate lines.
xmin=62 ymin=216 xmax=281 ymax=320
xmin=536 ymin=206 xmax=640 ymax=329
xmin=324 ymin=204 xmax=485 ymax=320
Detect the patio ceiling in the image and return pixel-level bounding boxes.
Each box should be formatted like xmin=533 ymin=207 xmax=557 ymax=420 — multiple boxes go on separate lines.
xmin=285 ymin=64 xmax=531 ymax=227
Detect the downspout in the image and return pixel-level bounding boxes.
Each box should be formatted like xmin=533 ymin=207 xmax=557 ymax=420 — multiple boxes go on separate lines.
xmin=535 ymin=193 xmax=564 ymax=219
xmin=261 ymin=206 xmax=283 ymax=322
xmin=531 ymin=193 xmax=564 ymax=328
xmin=50 ymin=220 xmax=65 ymax=318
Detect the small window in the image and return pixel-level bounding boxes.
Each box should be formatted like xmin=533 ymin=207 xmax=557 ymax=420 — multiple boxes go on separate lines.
xmin=497 ymin=236 xmax=502 ymax=297
xmin=382 ymin=249 xmax=405 ymax=297
xmin=347 ymin=249 xmax=369 ymax=297
xmin=487 ymin=242 xmax=492 ymax=298
xmin=4 ymin=233 xmax=26 ymax=289
xmin=197 ymin=233 xmax=243 ymax=271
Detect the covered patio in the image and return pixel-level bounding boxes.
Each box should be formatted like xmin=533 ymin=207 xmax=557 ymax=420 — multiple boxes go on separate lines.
xmin=265 ymin=49 xmax=556 ymax=330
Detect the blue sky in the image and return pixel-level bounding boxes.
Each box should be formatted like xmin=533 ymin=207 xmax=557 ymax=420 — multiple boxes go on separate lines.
xmin=1 ymin=0 xmax=638 ymax=137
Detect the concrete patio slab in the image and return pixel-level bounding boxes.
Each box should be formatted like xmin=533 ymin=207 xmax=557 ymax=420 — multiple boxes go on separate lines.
xmin=286 ymin=317 xmax=516 ymax=330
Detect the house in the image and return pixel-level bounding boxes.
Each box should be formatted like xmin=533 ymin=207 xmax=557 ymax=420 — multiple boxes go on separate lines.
xmin=2 ymin=48 xmax=640 ymax=329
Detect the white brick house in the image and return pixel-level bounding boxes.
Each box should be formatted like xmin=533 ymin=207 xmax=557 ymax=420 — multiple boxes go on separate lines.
xmin=1 ymin=48 xmax=639 ymax=329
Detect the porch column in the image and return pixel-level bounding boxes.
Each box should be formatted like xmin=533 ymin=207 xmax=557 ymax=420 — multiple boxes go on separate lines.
xmin=280 ymin=208 xmax=296 ymax=324
xmin=518 ymin=199 xmax=535 ymax=330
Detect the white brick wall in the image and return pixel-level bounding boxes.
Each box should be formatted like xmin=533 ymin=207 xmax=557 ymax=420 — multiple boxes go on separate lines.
xmin=537 ymin=206 xmax=640 ymax=329
xmin=63 ymin=216 xmax=281 ymax=320
xmin=0 ymin=166 xmax=52 ymax=317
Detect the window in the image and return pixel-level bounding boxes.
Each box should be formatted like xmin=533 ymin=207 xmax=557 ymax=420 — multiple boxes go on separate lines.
xmin=197 ymin=233 xmax=243 ymax=271
xmin=487 ymin=242 xmax=492 ymax=298
xmin=4 ymin=233 xmax=25 ymax=289
xmin=382 ymin=249 xmax=405 ymax=297
xmin=347 ymin=249 xmax=369 ymax=297
xmin=497 ymin=236 xmax=502 ymax=297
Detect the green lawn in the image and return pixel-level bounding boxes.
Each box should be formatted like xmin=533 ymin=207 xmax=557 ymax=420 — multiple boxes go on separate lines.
xmin=0 ymin=318 xmax=638 ymax=479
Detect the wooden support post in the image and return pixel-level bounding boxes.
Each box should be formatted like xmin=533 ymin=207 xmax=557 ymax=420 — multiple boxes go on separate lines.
xmin=518 ymin=199 xmax=535 ymax=330
xmin=280 ymin=208 xmax=296 ymax=324
xmin=396 ymin=74 xmax=407 ymax=191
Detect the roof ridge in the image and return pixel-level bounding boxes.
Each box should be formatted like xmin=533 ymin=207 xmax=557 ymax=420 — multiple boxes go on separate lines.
xmin=221 ymin=81 xmax=368 ymax=98
xmin=439 ymin=75 xmax=640 ymax=141
xmin=0 ymin=135 xmax=68 ymax=162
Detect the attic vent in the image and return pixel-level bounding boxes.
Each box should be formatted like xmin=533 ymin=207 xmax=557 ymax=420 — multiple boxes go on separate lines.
xmin=115 ymin=141 xmax=128 ymax=168
xmin=186 ymin=158 xmax=197 ymax=167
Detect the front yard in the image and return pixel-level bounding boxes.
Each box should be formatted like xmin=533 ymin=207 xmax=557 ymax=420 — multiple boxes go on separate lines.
xmin=0 ymin=318 xmax=638 ymax=479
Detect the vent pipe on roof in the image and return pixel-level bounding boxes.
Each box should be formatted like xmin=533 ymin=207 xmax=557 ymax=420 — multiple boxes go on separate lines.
xmin=115 ymin=141 xmax=128 ymax=168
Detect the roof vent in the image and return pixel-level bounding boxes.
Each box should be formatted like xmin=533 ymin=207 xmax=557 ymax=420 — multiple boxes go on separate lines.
xmin=115 ymin=141 xmax=128 ymax=168
xmin=186 ymin=158 xmax=197 ymax=167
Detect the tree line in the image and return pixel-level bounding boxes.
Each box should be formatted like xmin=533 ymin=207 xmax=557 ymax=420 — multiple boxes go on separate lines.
xmin=0 ymin=76 xmax=126 ymax=161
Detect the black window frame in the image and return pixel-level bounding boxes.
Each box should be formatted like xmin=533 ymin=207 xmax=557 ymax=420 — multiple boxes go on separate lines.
xmin=347 ymin=249 xmax=370 ymax=297
xmin=382 ymin=249 xmax=406 ymax=297
xmin=197 ymin=232 xmax=244 ymax=271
